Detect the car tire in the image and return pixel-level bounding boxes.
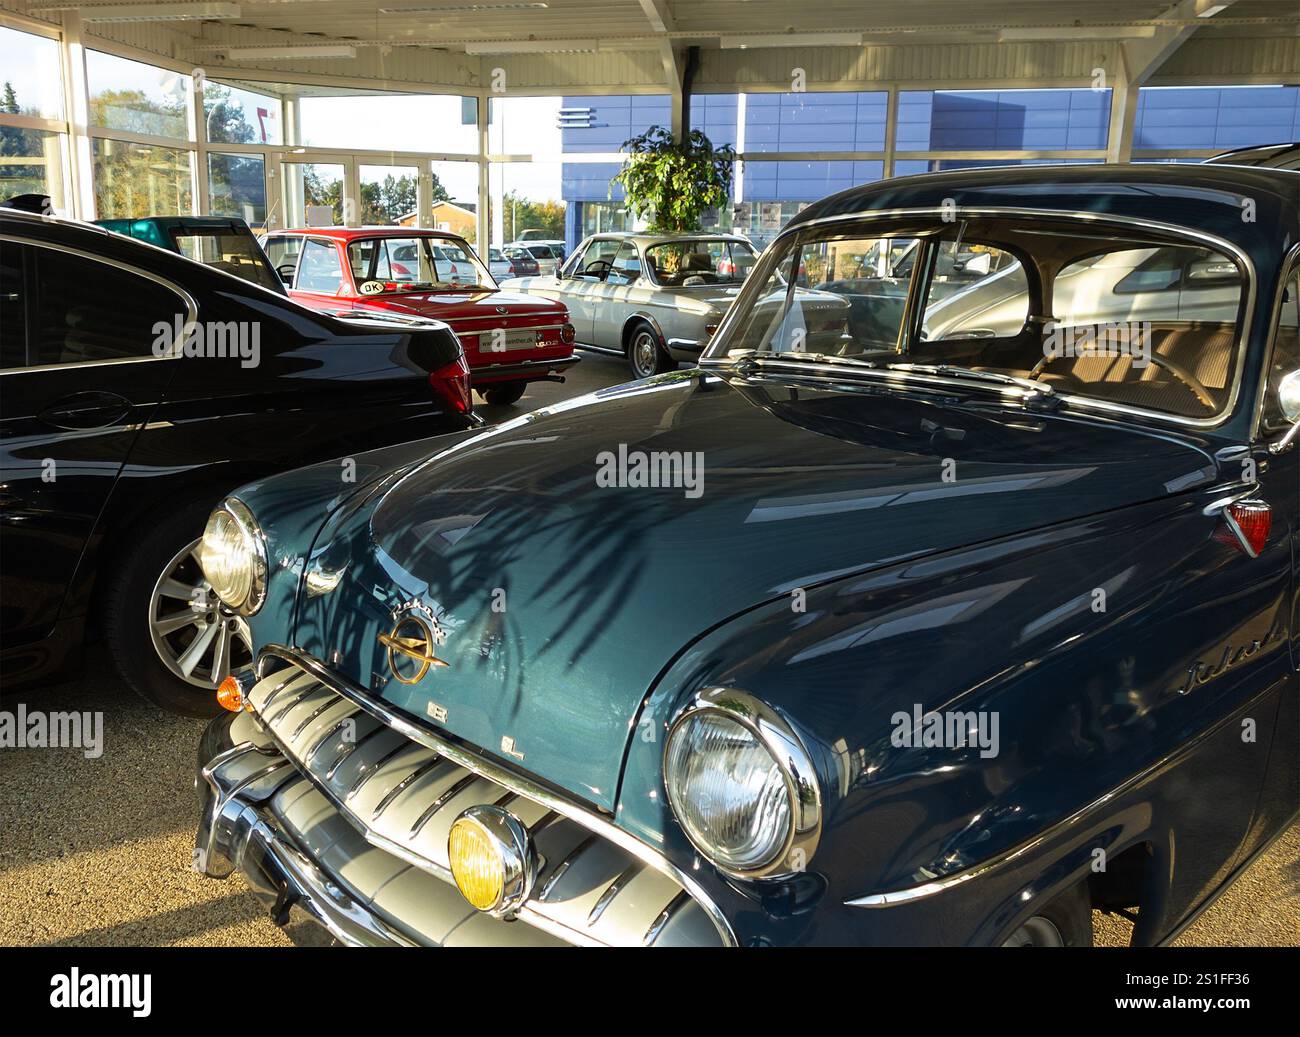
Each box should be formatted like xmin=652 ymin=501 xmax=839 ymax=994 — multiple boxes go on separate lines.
xmin=481 ymin=381 xmax=528 ymax=406
xmin=103 ymin=496 xmax=252 ymax=717
xmin=627 ymin=321 xmax=673 ymax=379
xmin=1001 ymin=882 xmax=1094 ymax=947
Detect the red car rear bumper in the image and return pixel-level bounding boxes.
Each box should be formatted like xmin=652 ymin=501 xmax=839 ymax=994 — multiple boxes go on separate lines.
xmin=470 ymin=353 xmax=581 ymax=385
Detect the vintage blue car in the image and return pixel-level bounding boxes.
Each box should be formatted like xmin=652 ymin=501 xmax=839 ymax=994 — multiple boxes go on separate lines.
xmin=194 ymin=164 xmax=1300 ymax=947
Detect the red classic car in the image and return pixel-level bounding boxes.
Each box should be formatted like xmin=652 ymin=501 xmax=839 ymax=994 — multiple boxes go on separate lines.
xmin=262 ymin=227 xmax=578 ymax=405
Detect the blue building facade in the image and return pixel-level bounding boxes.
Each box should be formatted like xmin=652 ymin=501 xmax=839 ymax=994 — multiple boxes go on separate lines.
xmin=557 ymin=85 xmax=1300 ymax=252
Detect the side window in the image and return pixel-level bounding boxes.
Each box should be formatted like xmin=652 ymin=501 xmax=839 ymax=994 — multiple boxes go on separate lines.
xmin=561 ymin=240 xmax=590 ymax=278
xmin=31 ymin=246 xmax=185 ymax=365
xmin=1 ymin=241 xmax=28 ymax=369
xmin=265 ymin=236 xmax=302 ymax=280
xmin=1114 ymin=247 xmax=1184 ymax=294
xmin=296 ymin=239 xmax=344 ymax=294
xmin=922 ymin=242 xmax=1028 ymax=342
xmin=1263 ymin=270 xmax=1300 ymax=434
xmin=607 ymin=242 xmax=641 ymax=286
xmin=576 ymin=238 xmax=620 ymax=281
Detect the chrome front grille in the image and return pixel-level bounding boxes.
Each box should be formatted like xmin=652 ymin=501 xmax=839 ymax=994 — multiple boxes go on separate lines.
xmin=240 ymin=651 xmax=731 ymax=947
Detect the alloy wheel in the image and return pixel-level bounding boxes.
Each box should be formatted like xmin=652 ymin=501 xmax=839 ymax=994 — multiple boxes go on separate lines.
xmin=147 ymin=536 xmax=254 ymax=689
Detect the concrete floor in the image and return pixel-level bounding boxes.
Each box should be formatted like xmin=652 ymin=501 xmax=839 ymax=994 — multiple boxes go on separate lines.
xmin=1 ymin=348 xmax=1296 ymax=947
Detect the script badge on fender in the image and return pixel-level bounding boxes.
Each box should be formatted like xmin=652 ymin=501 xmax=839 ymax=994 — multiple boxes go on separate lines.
xmin=377 ymin=600 xmax=450 ymax=684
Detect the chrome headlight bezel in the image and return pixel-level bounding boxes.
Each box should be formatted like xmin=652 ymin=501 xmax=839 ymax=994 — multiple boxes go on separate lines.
xmin=198 ymin=497 xmax=268 ymax=616
xmin=663 ymin=687 xmax=822 ymax=881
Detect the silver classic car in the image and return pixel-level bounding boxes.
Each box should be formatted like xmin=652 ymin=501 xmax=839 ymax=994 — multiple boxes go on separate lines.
xmin=501 ymin=232 xmax=758 ymax=378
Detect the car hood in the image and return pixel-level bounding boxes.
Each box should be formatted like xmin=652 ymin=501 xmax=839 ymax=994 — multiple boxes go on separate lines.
xmin=355 ymin=288 xmax=566 ymax=321
xmin=292 ymin=369 xmax=1217 ymax=812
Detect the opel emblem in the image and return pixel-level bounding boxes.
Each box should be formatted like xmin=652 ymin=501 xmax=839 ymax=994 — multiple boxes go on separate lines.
xmin=377 ymin=600 xmax=450 ymax=684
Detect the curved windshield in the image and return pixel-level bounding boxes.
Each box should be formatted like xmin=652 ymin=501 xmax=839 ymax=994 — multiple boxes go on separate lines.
xmin=645 ymin=239 xmax=758 ymax=287
xmin=346 ymin=235 xmax=495 ymax=292
xmin=707 ymin=217 xmax=1247 ymax=421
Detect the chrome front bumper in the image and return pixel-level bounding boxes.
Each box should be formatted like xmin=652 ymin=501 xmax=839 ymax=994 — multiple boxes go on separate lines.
xmin=195 ymin=648 xmax=732 ymax=948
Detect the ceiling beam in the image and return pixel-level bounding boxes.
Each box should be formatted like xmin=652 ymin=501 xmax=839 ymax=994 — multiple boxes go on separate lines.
xmin=1122 ymin=0 xmax=1239 ymax=85
xmin=638 ymin=0 xmax=684 ymax=136
xmin=1105 ymin=0 xmax=1238 ymax=162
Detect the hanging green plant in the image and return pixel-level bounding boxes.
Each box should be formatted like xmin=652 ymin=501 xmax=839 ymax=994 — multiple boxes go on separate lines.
xmin=611 ymin=126 xmax=736 ymax=234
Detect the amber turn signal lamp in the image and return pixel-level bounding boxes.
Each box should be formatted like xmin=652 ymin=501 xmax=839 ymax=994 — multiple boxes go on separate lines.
xmin=217 ymin=675 xmax=244 ymax=712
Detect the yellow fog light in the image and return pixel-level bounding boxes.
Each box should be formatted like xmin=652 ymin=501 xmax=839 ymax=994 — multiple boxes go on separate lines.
xmin=447 ymin=805 xmax=537 ymax=917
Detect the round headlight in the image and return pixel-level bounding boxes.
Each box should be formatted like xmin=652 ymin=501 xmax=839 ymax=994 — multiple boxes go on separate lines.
xmin=664 ymin=690 xmax=821 ymax=878
xmin=198 ymin=498 xmax=267 ymax=615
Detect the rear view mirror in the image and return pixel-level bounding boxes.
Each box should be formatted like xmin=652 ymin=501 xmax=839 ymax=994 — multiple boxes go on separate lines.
xmin=1186 ymin=258 xmax=1238 ymax=285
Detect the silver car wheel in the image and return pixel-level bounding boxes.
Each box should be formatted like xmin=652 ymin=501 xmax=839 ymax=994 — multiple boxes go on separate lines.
xmin=631 ymin=329 xmax=660 ymax=378
xmin=1001 ymin=916 xmax=1066 ymax=947
xmin=147 ymin=536 xmax=254 ymax=689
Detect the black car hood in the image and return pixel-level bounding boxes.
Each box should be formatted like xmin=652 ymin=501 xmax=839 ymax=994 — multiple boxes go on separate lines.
xmin=293 ymin=369 xmax=1217 ymax=810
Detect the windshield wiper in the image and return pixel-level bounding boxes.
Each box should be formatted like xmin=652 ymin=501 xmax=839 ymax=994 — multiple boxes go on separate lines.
xmin=882 ymin=362 xmax=1058 ymax=405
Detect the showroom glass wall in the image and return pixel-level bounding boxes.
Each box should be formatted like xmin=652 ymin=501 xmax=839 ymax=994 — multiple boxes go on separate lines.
xmin=5 ymin=10 xmax=1298 ymax=254
xmin=0 ymin=22 xmax=70 ymax=213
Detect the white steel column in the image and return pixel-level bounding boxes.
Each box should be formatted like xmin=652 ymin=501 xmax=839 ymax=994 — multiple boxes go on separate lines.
xmin=60 ymin=11 xmax=94 ymax=220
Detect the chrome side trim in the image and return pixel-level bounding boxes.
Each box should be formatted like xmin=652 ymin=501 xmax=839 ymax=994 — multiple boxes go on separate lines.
xmin=701 ymin=205 xmax=1258 ymax=432
xmin=255 ymin=645 xmax=738 ymax=947
xmin=0 ymin=233 xmax=199 ymax=375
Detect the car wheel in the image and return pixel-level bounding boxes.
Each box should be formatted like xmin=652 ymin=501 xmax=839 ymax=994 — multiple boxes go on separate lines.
xmin=103 ymin=498 xmax=253 ymax=717
xmin=628 ymin=322 xmax=672 ymax=379
xmin=1001 ymin=882 xmax=1093 ymax=947
xmin=482 ymin=381 xmax=528 ymax=406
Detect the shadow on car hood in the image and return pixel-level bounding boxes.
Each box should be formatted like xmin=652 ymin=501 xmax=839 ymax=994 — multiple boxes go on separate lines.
xmin=293 ymin=369 xmax=1217 ymax=811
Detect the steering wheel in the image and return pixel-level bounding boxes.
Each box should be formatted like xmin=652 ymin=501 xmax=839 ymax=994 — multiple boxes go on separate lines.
xmin=583 ymin=259 xmax=613 ymax=277
xmin=1029 ymin=350 xmax=1216 ymax=412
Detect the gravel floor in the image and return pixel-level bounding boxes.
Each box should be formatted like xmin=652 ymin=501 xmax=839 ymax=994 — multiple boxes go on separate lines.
xmin=1 ymin=352 xmax=1296 ymax=947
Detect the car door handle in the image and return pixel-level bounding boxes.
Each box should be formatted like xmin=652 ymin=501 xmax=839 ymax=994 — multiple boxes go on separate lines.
xmin=37 ymin=391 xmax=134 ymax=431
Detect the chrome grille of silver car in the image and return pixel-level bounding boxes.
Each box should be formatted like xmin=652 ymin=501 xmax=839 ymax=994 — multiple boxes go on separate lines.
xmin=241 ymin=652 xmax=732 ymax=947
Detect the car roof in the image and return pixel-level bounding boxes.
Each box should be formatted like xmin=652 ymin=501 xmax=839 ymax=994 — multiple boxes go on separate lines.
xmin=0 ymin=207 xmax=290 ymax=296
xmin=785 ymin=163 xmax=1300 ymax=265
xmin=273 ymin=226 xmax=470 ymax=244
xmin=583 ymin=231 xmax=754 ymax=247
xmin=1206 ymin=142 xmax=1300 ymax=170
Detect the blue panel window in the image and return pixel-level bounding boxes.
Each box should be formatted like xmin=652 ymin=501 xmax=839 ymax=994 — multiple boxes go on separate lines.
xmin=1134 ymin=86 xmax=1300 ymax=151
xmin=559 ymin=94 xmax=672 ymax=154
xmin=689 ymin=93 xmax=740 ymax=149
xmin=897 ymin=89 xmax=1110 ymax=151
xmin=743 ymin=159 xmax=884 ymax=202
xmin=743 ymin=92 xmax=888 ymax=153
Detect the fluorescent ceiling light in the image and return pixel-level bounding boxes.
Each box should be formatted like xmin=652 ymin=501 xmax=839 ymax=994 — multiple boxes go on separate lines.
xmin=998 ymin=26 xmax=1157 ymax=41
xmin=379 ymin=2 xmax=549 ymax=11
xmin=1196 ymin=2 xmax=1231 ymax=16
xmin=224 ymin=44 xmax=358 ymax=60
xmin=720 ymin=33 xmax=864 ymax=49
xmin=464 ymin=38 xmax=599 ymax=54
xmin=34 ymin=2 xmax=240 ymax=19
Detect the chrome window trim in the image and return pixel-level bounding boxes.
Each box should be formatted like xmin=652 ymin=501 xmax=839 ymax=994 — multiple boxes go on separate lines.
xmin=700 ymin=205 xmax=1258 ymax=432
xmin=0 ymin=233 xmax=198 ymax=375
xmin=254 ymin=644 xmax=738 ymax=947
xmin=1249 ymin=240 xmax=1300 ymax=442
